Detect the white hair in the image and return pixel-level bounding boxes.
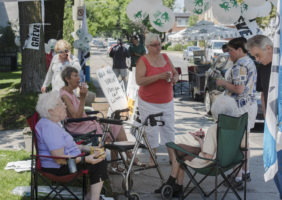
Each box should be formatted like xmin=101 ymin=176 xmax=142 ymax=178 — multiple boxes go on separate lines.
xmin=211 ymin=95 xmax=239 ymax=121
xmin=247 ymin=35 xmax=273 ymax=50
xmin=145 ymin=32 xmax=161 ymax=46
xmin=36 ymin=91 xmax=61 ymax=118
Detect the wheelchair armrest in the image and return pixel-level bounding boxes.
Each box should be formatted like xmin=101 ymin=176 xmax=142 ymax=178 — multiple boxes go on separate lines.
xmin=166 ymin=142 xmax=216 ymax=162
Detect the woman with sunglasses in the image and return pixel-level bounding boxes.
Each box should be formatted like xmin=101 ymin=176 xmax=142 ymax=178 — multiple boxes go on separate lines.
xmin=41 ymin=39 xmax=81 ymax=93
xmin=136 ymin=32 xmax=179 ymax=193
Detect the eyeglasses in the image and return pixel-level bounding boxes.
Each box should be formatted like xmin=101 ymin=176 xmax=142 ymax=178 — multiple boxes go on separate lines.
xmin=57 ymin=49 xmax=69 ymax=54
xmin=150 ymin=43 xmax=161 ymax=47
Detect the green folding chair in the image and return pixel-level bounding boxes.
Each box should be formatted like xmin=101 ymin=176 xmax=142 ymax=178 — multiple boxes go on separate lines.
xmin=165 ymin=113 xmax=248 ymax=200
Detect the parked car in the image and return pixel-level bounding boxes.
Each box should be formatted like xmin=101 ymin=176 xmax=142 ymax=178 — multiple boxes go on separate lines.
xmin=205 ymin=40 xmax=227 ymax=63
xmin=91 ymin=39 xmax=106 ymax=49
xmin=183 ymin=46 xmax=201 ymax=62
xmin=204 ymin=53 xmax=264 ymax=123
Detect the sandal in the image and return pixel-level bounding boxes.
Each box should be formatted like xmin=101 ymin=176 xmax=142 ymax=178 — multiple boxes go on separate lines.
xmin=109 ymin=165 xmax=125 ymax=175
xmin=127 ymin=158 xmax=146 ymax=167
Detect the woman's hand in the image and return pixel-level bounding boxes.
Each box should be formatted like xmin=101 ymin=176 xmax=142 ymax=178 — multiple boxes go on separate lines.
xmin=67 ymin=51 xmax=72 ymax=62
xmin=172 ymin=73 xmax=179 ymax=85
xmin=41 ymin=86 xmax=46 ymax=93
xmin=79 ymin=83 xmax=88 ymax=99
xmin=85 ymin=154 xmax=104 ymax=165
xmin=159 ymin=71 xmax=172 ymax=81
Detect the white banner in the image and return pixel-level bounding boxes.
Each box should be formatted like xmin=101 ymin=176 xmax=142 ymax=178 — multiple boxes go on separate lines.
xmin=126 ymin=68 xmax=139 ymax=119
xmin=96 ymin=67 xmax=128 ymax=112
xmin=23 ymin=23 xmax=41 ymax=50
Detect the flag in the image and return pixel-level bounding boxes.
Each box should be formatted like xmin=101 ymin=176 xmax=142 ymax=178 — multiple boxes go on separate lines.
xmin=263 ymin=0 xmax=282 ymax=182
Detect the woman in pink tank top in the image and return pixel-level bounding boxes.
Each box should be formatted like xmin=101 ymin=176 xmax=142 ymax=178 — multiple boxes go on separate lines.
xmin=136 ymin=32 xmax=180 ymax=194
xmin=60 ymin=67 xmax=144 ymax=171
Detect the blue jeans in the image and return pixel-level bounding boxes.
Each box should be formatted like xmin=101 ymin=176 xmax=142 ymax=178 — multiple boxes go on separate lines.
xmin=274 ymin=150 xmax=282 ymax=198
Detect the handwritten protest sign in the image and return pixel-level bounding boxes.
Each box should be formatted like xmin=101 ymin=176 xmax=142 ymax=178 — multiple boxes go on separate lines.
xmin=235 ymin=16 xmax=262 ymax=39
xmin=96 ymin=67 xmax=128 ymax=112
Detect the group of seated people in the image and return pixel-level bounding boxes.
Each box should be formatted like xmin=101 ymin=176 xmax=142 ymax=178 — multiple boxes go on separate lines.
xmin=35 ymin=66 xmax=246 ymax=200
xmin=35 ymin=66 xmax=142 ymax=200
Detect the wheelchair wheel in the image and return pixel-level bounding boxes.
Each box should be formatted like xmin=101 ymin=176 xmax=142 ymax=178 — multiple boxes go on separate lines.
xmin=161 ymin=184 xmax=173 ymax=200
xmin=122 ymin=175 xmax=134 ymax=191
xmin=128 ymin=192 xmax=140 ymax=200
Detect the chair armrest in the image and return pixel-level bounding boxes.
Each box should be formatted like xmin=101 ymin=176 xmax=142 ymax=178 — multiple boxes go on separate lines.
xmin=32 ymin=153 xmax=85 ymax=160
xmin=166 ymin=142 xmax=216 ymax=162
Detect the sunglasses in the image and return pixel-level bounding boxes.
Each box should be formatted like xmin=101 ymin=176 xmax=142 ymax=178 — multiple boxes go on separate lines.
xmin=57 ymin=49 xmax=69 ymax=54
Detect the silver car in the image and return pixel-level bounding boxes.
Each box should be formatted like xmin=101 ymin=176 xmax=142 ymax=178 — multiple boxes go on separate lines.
xmin=183 ymin=46 xmax=201 ymax=62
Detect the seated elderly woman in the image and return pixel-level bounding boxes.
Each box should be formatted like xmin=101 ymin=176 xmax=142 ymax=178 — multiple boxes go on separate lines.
xmin=60 ymin=66 xmax=143 ymax=171
xmin=155 ymin=95 xmax=244 ymax=197
xmin=35 ymin=91 xmax=107 ymax=200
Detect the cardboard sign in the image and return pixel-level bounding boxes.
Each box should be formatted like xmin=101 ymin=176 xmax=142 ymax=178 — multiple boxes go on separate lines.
xmin=235 ymin=16 xmax=262 ymax=39
xmin=23 ymin=23 xmax=41 ymax=50
xmin=96 ymin=67 xmax=128 ymax=112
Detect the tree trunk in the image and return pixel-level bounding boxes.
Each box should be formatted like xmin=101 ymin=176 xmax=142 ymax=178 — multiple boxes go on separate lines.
xmin=19 ymin=1 xmax=46 ymax=93
xmin=44 ymin=0 xmax=65 ymax=42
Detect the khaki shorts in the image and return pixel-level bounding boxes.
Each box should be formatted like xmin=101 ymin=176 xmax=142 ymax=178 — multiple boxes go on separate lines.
xmin=113 ymin=68 xmax=127 ymax=78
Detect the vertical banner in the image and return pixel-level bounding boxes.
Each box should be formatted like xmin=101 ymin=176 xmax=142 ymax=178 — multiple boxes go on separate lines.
xmin=126 ymin=68 xmax=139 ymax=118
xmin=96 ymin=67 xmax=128 ymax=112
xmin=263 ymin=0 xmax=280 ymax=182
xmin=23 ymin=23 xmax=41 ymax=50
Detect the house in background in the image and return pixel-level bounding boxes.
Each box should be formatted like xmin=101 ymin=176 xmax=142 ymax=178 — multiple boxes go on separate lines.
xmin=170 ymin=12 xmax=190 ymax=33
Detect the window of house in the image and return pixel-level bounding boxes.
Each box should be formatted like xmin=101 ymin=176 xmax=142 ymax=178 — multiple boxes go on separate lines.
xmin=176 ymin=17 xmax=188 ymax=27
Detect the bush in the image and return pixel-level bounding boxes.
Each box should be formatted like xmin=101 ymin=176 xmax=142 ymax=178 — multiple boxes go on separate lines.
xmin=172 ymin=44 xmax=183 ymax=51
xmin=0 ymin=24 xmax=17 ymax=53
xmin=162 ymin=42 xmax=171 ymax=50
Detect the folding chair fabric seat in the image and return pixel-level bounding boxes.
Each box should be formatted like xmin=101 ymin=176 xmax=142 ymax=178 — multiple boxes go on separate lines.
xmin=166 ymin=113 xmax=248 ymax=200
xmin=104 ymin=141 xmax=146 ymax=152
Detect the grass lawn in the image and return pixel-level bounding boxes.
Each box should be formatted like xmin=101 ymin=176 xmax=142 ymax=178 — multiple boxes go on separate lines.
xmin=0 ymin=150 xmax=30 ymax=200
xmin=0 ymin=69 xmax=38 ymax=130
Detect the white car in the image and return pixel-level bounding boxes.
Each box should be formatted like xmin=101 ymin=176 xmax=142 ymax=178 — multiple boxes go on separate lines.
xmin=183 ymin=46 xmax=201 ymax=61
xmin=205 ymin=40 xmax=227 ymax=63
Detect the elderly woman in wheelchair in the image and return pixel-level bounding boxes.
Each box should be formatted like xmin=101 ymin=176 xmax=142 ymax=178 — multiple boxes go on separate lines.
xmin=159 ymin=95 xmax=246 ymax=199
xmin=60 ymin=66 xmax=144 ymax=172
xmin=35 ymin=91 xmax=107 ymax=200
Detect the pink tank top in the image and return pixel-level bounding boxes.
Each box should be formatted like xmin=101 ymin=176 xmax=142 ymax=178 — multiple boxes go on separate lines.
xmin=138 ymin=53 xmax=173 ymax=103
xmin=60 ymin=89 xmax=103 ymax=135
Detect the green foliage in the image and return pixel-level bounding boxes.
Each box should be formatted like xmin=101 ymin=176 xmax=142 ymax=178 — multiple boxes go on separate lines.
xmin=188 ymin=15 xmax=199 ymax=27
xmin=162 ymin=42 xmax=171 ymax=50
xmin=0 ymin=150 xmax=30 ymax=200
xmin=167 ymin=44 xmax=183 ymax=51
xmin=0 ymin=69 xmax=38 ymax=130
xmin=0 ymin=24 xmax=17 ymax=53
xmin=63 ymin=0 xmax=74 ymax=45
xmin=256 ymin=4 xmax=277 ymax=29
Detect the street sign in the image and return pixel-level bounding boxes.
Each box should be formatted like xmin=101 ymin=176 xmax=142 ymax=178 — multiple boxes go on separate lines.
xmin=77 ymin=6 xmax=84 ymax=20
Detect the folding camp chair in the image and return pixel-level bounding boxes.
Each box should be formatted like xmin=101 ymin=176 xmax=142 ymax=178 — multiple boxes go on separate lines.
xmin=27 ymin=112 xmax=88 ymax=200
xmin=163 ymin=113 xmax=248 ymax=200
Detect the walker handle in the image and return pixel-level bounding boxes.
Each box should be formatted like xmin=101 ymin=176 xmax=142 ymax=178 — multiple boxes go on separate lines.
xmin=65 ymin=116 xmax=97 ymax=123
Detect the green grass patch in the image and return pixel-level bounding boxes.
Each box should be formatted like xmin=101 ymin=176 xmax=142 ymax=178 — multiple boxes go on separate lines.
xmin=0 ymin=69 xmax=38 ymax=130
xmin=0 ymin=150 xmax=30 ymax=200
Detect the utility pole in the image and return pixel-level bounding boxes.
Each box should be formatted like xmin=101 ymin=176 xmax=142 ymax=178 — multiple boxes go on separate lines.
xmin=73 ymin=0 xmax=84 ymax=56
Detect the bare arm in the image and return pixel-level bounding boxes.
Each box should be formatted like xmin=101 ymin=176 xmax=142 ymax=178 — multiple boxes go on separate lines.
xmin=135 ymin=59 xmax=171 ymax=86
xmin=166 ymin=56 xmax=179 ymax=84
xmin=61 ymin=87 xmax=87 ymax=118
xmin=216 ymin=79 xmax=244 ymax=94
xmin=193 ymin=135 xmax=213 ymax=159
xmin=261 ymin=92 xmax=266 ymax=117
xmin=51 ymin=147 xmax=105 ymax=165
